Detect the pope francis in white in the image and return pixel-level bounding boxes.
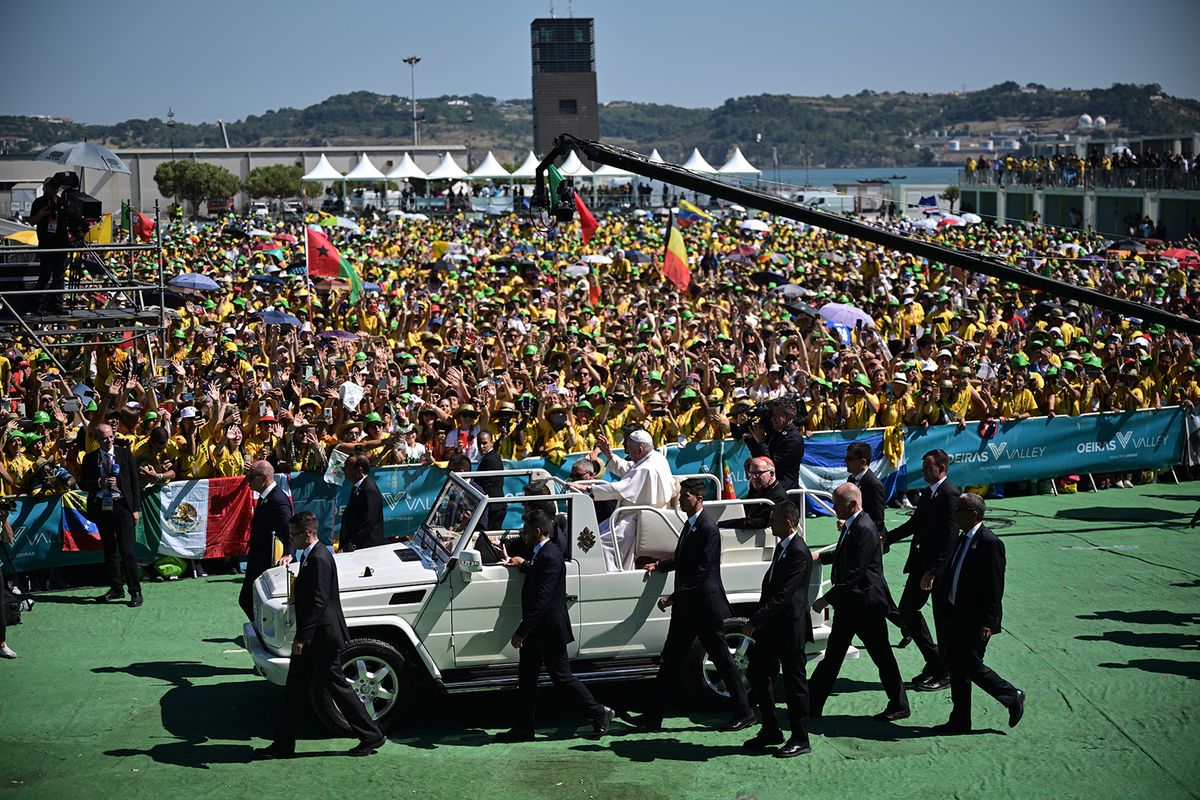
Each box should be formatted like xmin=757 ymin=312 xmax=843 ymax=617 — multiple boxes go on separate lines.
xmin=572 ymin=429 xmax=676 ymax=570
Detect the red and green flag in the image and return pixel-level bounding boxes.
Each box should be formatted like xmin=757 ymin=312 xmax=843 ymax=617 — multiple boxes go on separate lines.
xmin=306 ymin=226 xmax=362 ymax=303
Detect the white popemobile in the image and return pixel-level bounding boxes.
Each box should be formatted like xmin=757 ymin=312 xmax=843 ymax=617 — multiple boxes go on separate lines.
xmin=243 ymin=468 xmax=846 ymax=733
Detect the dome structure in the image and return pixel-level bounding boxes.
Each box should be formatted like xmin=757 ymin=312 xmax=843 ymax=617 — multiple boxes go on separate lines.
xmin=1077 ymin=114 xmax=1094 ymax=129
xmin=1093 ymin=116 xmax=1107 ymax=129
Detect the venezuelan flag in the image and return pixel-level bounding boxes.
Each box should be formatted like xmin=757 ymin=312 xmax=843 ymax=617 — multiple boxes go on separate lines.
xmin=676 ymin=199 xmax=713 ymax=228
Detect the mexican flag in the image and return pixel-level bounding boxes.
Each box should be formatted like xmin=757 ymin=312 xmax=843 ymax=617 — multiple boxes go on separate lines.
xmin=145 ymin=477 xmax=256 ymax=559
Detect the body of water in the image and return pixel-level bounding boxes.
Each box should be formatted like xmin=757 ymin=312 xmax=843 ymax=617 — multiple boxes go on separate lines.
xmin=760 ymin=166 xmax=959 ymax=190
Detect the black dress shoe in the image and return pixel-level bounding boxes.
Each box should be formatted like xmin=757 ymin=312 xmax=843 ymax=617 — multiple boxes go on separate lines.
xmin=774 ymin=739 xmax=812 ymax=758
xmin=719 ymin=714 xmax=756 ymax=732
xmin=873 ymin=705 xmax=911 ymax=722
xmin=251 ymin=744 xmax=295 ymax=760
xmin=347 ymin=736 xmax=386 ymax=756
xmin=742 ymin=729 xmax=785 ymax=750
xmin=494 ymin=728 xmax=536 ymax=742
xmin=896 ymin=635 xmax=913 ymax=649
xmin=619 ymin=712 xmax=662 ymax=732
xmin=913 ymin=674 xmax=950 ymax=692
xmin=591 ymin=706 xmax=615 ymax=737
xmin=931 ymin=721 xmax=970 ymax=735
xmin=129 ymin=594 xmax=144 ymax=608
xmin=910 ymin=669 xmax=932 ymax=685
xmin=97 ymin=589 xmax=125 ymax=603
xmin=1008 ymin=690 xmax=1026 ymax=729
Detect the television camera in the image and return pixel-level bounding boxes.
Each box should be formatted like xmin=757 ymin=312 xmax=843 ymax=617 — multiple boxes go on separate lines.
xmin=47 ymin=171 xmax=102 ymax=235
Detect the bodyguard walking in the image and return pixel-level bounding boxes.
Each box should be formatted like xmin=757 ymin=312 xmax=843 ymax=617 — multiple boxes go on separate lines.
xmin=498 ymin=509 xmax=614 ymax=741
xmin=809 ymin=483 xmax=909 ymax=721
xmin=253 ymin=512 xmax=385 ymax=759
xmin=742 ymin=501 xmax=814 ymax=757
xmin=885 ymin=449 xmax=960 ymax=691
xmin=625 ymin=478 xmax=754 ymax=732
xmin=933 ymin=493 xmax=1025 ymax=733
xmin=240 ymin=461 xmax=294 ymax=621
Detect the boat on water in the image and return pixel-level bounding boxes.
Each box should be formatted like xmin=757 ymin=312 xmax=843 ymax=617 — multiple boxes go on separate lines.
xmin=889 ymin=174 xmax=907 ymax=179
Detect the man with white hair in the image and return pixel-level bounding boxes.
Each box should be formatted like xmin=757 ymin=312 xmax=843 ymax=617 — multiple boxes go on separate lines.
xmin=569 ymin=429 xmax=674 ymax=570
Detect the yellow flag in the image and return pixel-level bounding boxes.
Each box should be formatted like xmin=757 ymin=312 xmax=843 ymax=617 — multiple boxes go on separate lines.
xmin=85 ymin=213 xmax=112 ymax=244
xmin=431 ymin=240 xmax=450 ymax=261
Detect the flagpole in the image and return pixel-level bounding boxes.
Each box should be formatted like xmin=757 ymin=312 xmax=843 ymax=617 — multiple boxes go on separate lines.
xmin=662 ymin=209 xmax=674 ymax=283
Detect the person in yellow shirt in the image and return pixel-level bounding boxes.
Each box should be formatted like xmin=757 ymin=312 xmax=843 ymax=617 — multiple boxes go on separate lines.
xmin=174 ymin=406 xmax=214 ymax=479
xmin=0 ymin=431 xmax=33 ymax=494
xmin=840 ymin=375 xmax=879 ymax=430
xmin=640 ymin=392 xmax=680 ymax=447
xmin=996 ymin=372 xmax=1038 ymax=421
xmin=212 ymin=421 xmax=250 ymax=477
xmin=803 ymin=380 xmax=838 ymax=434
xmin=535 ymin=401 xmax=584 ymax=466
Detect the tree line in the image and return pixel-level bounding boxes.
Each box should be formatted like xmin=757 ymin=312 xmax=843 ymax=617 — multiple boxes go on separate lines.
xmin=153 ymin=162 xmax=304 ymax=216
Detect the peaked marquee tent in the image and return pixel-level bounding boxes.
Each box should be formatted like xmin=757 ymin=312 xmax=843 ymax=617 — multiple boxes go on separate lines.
xmin=470 ymin=151 xmax=511 ymax=179
xmin=719 ymin=147 xmax=762 ymax=177
xmin=426 ymin=152 xmax=469 ymax=181
xmin=386 ymin=153 xmax=427 ymax=181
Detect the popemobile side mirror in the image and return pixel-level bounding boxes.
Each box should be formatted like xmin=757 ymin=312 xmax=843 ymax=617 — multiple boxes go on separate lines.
xmin=457 ymin=549 xmax=483 ymax=579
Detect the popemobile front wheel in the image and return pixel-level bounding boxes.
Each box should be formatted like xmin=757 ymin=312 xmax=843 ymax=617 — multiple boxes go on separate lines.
xmin=686 ymin=616 xmax=753 ymax=709
xmin=310 ymin=638 xmax=413 ymax=734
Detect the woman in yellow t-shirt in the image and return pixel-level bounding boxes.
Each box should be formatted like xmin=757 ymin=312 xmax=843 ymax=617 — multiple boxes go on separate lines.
xmin=212 ymin=421 xmax=250 ymax=478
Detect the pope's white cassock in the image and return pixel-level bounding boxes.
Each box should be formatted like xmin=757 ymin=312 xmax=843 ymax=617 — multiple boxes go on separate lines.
xmin=591 ymin=447 xmax=675 ymax=570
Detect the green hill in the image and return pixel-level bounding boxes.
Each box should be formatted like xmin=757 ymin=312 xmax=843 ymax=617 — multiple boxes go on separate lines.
xmin=3 ymin=82 xmax=1197 ymax=168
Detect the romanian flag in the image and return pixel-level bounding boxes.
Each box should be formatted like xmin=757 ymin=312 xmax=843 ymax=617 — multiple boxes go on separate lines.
xmin=662 ymin=213 xmax=691 ymax=292
xmin=676 ymin=199 xmax=713 ymax=228
xmin=548 ymin=165 xmax=599 ymax=244
xmin=60 ymin=491 xmax=102 ymax=552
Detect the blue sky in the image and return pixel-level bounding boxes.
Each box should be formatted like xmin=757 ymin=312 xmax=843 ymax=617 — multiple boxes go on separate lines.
xmin=4 ymin=0 xmax=1197 ymax=125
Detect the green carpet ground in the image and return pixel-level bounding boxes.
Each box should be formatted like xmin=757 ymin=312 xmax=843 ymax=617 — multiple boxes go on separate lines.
xmin=2 ymin=482 xmax=1198 ymax=800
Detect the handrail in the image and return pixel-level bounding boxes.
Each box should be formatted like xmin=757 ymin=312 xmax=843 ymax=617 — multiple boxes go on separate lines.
xmin=675 ymin=472 xmax=722 ymax=496
xmin=605 ymin=504 xmax=686 ymax=572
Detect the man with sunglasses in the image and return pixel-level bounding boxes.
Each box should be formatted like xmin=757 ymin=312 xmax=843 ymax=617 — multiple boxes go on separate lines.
xmin=719 ymin=457 xmax=789 ymax=531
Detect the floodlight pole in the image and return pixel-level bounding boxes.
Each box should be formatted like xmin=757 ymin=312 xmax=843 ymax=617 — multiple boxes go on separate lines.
xmin=404 ymin=56 xmax=421 ymax=146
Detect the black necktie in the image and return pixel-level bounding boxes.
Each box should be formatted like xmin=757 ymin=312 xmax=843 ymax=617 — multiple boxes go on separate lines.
xmin=948 ymin=534 xmax=970 ymax=603
xmin=676 ymin=522 xmax=693 ymax=556
xmin=299 ymin=552 xmax=306 ymax=570
xmin=767 ymin=541 xmax=784 ymax=581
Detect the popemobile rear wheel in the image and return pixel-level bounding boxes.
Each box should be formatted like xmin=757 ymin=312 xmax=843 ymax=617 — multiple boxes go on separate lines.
xmin=310 ymin=638 xmax=413 ymax=734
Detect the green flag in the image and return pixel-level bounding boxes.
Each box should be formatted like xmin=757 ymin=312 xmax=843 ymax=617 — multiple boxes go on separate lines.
xmin=548 ymin=164 xmax=564 ymax=199
xmin=340 ymin=256 xmax=362 ymax=304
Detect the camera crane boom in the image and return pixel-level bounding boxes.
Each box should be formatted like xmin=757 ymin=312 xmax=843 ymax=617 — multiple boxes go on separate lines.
xmin=532 ymin=134 xmax=1200 ymax=338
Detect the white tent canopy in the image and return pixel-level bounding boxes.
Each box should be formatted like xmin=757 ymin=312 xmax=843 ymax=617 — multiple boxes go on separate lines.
xmin=426 ymin=152 xmax=469 ymax=180
xmin=647 ymin=149 xmax=665 ymax=163
xmin=510 ymin=151 xmax=541 ymax=179
xmin=718 ymin=147 xmax=761 ymax=176
xmin=302 ymin=154 xmax=343 ymax=182
xmin=470 ymin=151 xmax=511 ymax=179
xmin=386 ymin=152 xmax=427 ymax=180
xmin=681 ymin=148 xmax=718 ymax=173
xmin=344 ymin=153 xmax=386 ymax=181
xmin=594 ymin=163 xmax=634 ymax=178
xmin=558 ymin=150 xmax=593 ymax=178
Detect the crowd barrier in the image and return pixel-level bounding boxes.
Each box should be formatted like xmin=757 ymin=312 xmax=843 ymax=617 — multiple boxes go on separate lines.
xmin=2 ymin=407 xmax=1190 ymax=574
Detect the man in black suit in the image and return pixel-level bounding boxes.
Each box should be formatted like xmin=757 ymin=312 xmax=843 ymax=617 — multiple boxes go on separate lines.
xmin=239 ymin=460 xmax=295 ymax=621
xmin=625 ymin=478 xmax=754 ymax=732
xmin=253 ymin=512 xmax=386 ymax=759
xmin=845 ymin=442 xmax=909 ymax=647
xmin=474 ymin=430 xmax=508 ymax=530
xmin=82 ymin=423 xmax=144 ymax=606
xmin=745 ymin=398 xmax=806 ymax=492
xmin=339 ymin=455 xmax=385 ymax=552
xmin=497 ymin=509 xmax=613 ymax=741
xmin=719 ymin=457 xmax=789 ymax=530
xmin=809 ymin=482 xmax=909 ymax=721
xmin=885 ymin=449 xmax=960 ymax=691
xmin=742 ymin=500 xmax=813 ymax=757
xmin=933 ymin=493 xmax=1024 ymax=734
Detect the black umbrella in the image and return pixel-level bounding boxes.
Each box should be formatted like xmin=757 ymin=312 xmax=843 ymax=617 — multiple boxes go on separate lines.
xmin=750 ymin=270 xmax=788 ymax=287
xmin=724 ymin=253 xmax=755 ymax=266
xmin=625 ymin=250 xmax=653 ymax=263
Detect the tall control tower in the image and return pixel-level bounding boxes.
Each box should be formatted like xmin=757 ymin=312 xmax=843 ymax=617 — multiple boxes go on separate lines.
xmin=531 ymin=17 xmax=599 ymax=157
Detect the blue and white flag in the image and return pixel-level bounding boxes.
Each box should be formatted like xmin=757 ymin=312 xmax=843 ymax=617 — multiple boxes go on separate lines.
xmin=799 ymin=433 xmax=906 ymax=516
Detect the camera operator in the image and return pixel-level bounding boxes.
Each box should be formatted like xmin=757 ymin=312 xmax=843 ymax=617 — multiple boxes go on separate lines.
xmin=27 ymin=176 xmax=69 ymax=315
xmin=745 ymin=397 xmax=805 ymax=492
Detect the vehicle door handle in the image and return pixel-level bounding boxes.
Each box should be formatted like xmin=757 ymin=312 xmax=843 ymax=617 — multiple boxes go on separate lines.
xmin=566 ymin=595 xmax=578 ymax=602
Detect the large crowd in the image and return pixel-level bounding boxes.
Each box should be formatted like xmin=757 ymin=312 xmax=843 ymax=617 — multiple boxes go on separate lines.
xmin=963 ymin=150 xmax=1199 ymax=192
xmin=3 ymin=201 xmax=1200 ymax=500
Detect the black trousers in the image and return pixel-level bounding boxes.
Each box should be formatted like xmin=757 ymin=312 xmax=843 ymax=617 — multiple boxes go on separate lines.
xmin=946 ymin=628 xmax=1019 ymax=729
xmin=809 ymin=601 xmax=907 ymax=714
xmin=275 ymin=643 xmax=382 ymax=748
xmin=898 ymin=573 xmax=944 ymax=673
xmin=884 ymin=581 xmax=907 ymax=635
xmin=35 ymin=250 xmax=67 ymax=313
xmin=517 ymin=638 xmax=602 ymax=731
xmin=239 ymin=568 xmax=265 ymax=622
xmin=94 ymin=508 xmax=140 ymax=595
xmin=747 ymin=634 xmax=809 ymax=742
xmin=650 ymin=611 xmax=751 ymax=720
